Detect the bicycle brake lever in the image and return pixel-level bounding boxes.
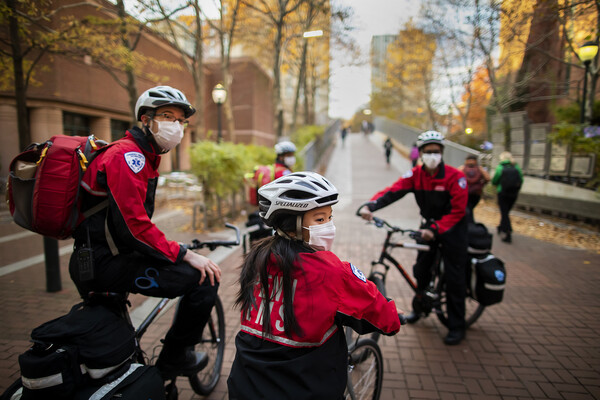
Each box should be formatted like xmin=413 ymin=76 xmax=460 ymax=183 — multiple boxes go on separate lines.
xmin=373 ymin=217 xmax=384 ymax=228
xmin=398 ymin=313 xmax=408 ymax=325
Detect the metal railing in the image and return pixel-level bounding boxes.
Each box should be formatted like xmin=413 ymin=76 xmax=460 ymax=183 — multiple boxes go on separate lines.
xmin=301 ymin=119 xmax=342 ymax=171
xmin=374 ymin=116 xmax=480 ymax=168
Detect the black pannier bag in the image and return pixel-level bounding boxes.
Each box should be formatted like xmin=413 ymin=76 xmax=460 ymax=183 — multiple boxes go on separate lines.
xmin=18 ymin=343 xmax=82 ymax=399
xmin=18 ymin=302 xmax=136 ymax=399
xmin=468 ymin=254 xmax=506 ymax=306
xmin=467 ymin=222 xmax=493 ymax=253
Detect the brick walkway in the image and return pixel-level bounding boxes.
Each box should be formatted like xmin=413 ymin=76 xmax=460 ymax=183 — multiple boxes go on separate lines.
xmin=1 ymin=133 xmax=599 ymax=399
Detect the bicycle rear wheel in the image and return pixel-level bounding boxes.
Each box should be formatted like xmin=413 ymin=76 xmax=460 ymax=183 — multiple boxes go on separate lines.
xmin=345 ymin=273 xmax=386 ymax=346
xmin=1 ymin=378 xmax=23 ymax=400
xmin=433 ymin=264 xmax=485 ymax=328
xmin=344 ymin=338 xmax=384 ymax=400
xmin=188 ymin=295 xmax=225 ymax=395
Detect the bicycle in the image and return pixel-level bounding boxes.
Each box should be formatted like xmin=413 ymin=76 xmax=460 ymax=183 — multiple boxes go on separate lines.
xmin=1 ymin=223 xmax=241 ymax=400
xmin=350 ymin=204 xmax=485 ymax=344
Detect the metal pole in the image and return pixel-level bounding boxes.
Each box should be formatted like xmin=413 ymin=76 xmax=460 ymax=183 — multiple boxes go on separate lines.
xmin=44 ymin=237 xmax=62 ymax=292
xmin=217 ymin=103 xmax=222 ymax=143
xmin=580 ymin=61 xmax=590 ymax=124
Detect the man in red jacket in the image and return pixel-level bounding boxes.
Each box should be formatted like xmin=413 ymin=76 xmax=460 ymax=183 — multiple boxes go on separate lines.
xmin=360 ymin=130 xmax=469 ymax=345
xmin=69 ymin=86 xmax=221 ymax=376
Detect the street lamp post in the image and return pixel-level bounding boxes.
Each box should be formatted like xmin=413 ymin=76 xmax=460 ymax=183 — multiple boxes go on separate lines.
xmin=212 ymin=83 xmax=227 ymax=143
xmin=579 ymin=41 xmax=599 ymax=124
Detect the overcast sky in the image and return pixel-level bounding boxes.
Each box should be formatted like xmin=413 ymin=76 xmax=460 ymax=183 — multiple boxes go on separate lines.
xmin=328 ymin=0 xmax=421 ymax=120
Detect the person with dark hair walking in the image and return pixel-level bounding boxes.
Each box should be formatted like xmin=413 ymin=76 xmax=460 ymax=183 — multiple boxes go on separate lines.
xmin=459 ymin=154 xmax=490 ymax=221
xmin=384 ymin=137 xmax=393 ymax=166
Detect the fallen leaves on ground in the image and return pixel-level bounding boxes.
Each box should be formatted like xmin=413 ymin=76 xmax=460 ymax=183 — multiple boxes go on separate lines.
xmin=474 ymin=199 xmax=600 ymax=253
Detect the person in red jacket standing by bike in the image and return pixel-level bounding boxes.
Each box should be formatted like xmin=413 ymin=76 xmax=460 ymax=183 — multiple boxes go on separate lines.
xmin=228 ymin=172 xmax=401 ymax=399
xmin=359 ymin=130 xmax=469 ymax=345
xmin=69 ymin=86 xmax=221 ymax=378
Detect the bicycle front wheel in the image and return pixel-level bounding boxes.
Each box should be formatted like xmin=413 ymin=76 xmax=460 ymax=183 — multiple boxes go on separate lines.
xmin=344 ymin=338 xmax=384 ymax=400
xmin=188 ymin=295 xmax=226 ymax=395
xmin=433 ymin=266 xmax=485 ymax=328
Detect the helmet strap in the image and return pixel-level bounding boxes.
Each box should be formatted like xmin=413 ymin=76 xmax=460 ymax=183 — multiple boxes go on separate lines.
xmin=275 ymin=228 xmax=292 ymax=240
xmin=296 ymin=215 xmax=303 ymax=240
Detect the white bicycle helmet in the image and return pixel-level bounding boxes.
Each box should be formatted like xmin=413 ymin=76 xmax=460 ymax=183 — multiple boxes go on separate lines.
xmin=416 ymin=130 xmax=445 ymax=149
xmin=135 ymin=85 xmax=196 ymax=121
xmin=274 ymin=141 xmax=297 ymax=155
xmin=258 ymin=171 xmax=338 ymax=226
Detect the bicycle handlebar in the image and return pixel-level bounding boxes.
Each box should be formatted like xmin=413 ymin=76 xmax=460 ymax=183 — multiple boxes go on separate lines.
xmin=356 ymin=203 xmax=421 ymax=239
xmin=184 ymin=223 xmax=241 ymax=251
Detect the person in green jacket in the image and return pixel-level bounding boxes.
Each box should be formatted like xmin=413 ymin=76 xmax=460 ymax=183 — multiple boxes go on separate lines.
xmin=491 ymin=151 xmax=523 ymax=243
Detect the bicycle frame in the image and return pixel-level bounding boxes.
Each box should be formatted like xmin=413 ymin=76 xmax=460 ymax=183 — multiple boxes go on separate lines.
xmin=370 ymin=222 xmax=432 ymax=292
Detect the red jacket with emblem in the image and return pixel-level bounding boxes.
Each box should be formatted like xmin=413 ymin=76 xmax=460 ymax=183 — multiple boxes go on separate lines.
xmin=77 ymin=127 xmax=184 ymax=263
xmin=227 ymin=251 xmax=400 ymax=399
xmin=368 ymin=162 xmax=468 ymax=235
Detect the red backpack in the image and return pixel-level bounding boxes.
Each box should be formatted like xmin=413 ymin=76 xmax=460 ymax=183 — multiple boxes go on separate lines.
xmin=7 ymin=135 xmax=111 ymax=239
xmin=244 ymin=165 xmax=276 ymax=206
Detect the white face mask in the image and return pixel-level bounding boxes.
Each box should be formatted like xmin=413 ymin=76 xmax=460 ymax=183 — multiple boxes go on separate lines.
xmin=303 ymin=220 xmax=336 ymax=251
xmin=421 ymin=153 xmax=442 ymax=170
xmin=151 ymin=120 xmax=184 ymax=153
xmin=284 ymin=156 xmax=296 ymax=168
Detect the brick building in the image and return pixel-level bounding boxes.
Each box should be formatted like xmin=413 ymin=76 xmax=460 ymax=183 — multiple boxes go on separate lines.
xmin=0 ymin=0 xmax=274 ymax=177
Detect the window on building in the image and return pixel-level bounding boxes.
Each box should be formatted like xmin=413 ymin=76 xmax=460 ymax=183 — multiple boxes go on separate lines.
xmin=111 ymin=119 xmax=129 ymax=142
xmin=63 ymin=112 xmax=91 ymax=136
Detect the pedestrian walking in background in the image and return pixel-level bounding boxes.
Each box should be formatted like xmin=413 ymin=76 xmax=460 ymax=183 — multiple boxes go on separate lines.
xmin=410 ymin=142 xmax=419 ymax=167
xmin=384 ymin=136 xmax=393 ymax=166
xmin=341 ymin=126 xmax=348 ymax=147
xmin=459 ymin=154 xmax=490 ymax=222
xmin=491 ymin=151 xmax=523 ymax=243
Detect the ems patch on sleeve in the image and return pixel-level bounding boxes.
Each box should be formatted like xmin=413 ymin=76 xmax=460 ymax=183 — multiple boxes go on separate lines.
xmin=124 ymin=152 xmax=146 ymax=174
xmin=350 ymin=263 xmax=367 ymax=283
xmin=458 ymin=176 xmax=467 ymax=189
xmin=402 ymin=170 xmax=413 ymax=179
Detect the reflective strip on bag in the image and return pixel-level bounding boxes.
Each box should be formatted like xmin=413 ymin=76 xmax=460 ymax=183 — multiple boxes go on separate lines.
xmin=89 ymin=363 xmax=144 ymax=400
xmin=484 ymin=283 xmax=505 ymax=291
xmin=21 ymin=372 xmax=64 ymax=390
xmin=21 ymin=364 xmax=86 ymax=390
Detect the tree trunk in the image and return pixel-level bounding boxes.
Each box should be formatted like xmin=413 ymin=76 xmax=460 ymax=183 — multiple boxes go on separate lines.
xmin=292 ymin=39 xmax=308 ymax=131
xmin=116 ymin=0 xmax=138 ymax=124
xmin=8 ymin=0 xmax=30 ymax=149
xmin=273 ymin=22 xmax=284 ymax=137
xmin=192 ymin=3 xmax=204 ymax=142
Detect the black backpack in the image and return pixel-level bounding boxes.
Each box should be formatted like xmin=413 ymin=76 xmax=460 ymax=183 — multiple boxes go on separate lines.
xmin=500 ymin=164 xmax=522 ymax=195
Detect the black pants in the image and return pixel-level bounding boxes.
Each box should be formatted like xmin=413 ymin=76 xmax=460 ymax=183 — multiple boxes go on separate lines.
xmin=69 ymin=245 xmax=218 ymax=348
xmin=413 ymin=219 xmax=468 ymax=331
xmin=466 ymin=194 xmax=481 ymax=223
xmin=497 ymin=192 xmax=518 ymax=235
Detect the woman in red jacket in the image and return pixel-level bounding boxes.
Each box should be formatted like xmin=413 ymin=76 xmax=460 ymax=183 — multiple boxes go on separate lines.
xmin=227 ymin=172 xmax=401 ymax=400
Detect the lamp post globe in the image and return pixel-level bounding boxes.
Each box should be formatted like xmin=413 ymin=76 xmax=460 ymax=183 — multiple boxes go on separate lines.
xmin=212 ymin=83 xmax=227 ymax=143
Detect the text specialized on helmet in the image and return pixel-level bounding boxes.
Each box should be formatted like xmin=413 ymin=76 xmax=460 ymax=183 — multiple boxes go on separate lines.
xmin=275 ymin=201 xmax=309 ymax=208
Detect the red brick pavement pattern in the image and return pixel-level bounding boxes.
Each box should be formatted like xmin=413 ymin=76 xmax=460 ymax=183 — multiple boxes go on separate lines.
xmin=1 ymin=133 xmax=600 ymax=399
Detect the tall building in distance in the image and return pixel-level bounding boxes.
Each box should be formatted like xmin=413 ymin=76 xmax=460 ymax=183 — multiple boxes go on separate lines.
xmin=370 ymin=35 xmax=398 ymax=93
